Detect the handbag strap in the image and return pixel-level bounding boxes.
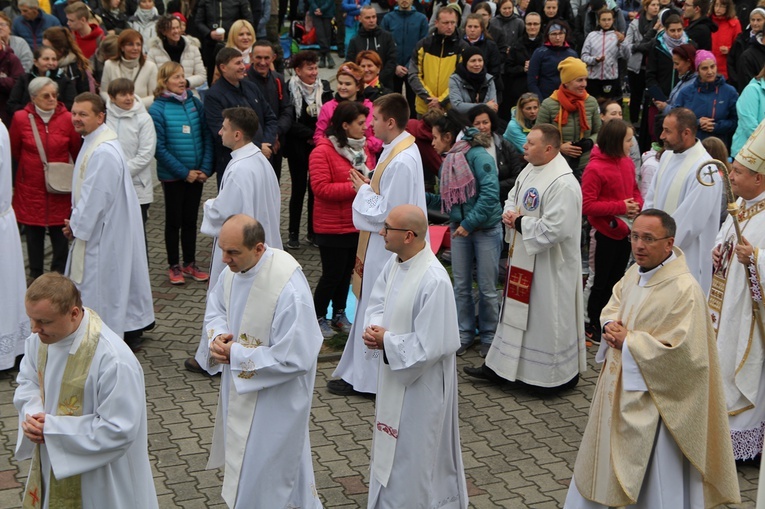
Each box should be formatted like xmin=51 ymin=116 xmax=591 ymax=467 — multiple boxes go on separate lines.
xmin=28 ymin=113 xmax=48 ymax=165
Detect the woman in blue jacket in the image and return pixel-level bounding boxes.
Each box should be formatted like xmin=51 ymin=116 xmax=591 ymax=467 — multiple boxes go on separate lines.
xmin=149 ymin=61 xmax=214 ymax=285
xmin=527 ymin=19 xmax=577 ymax=101
xmin=427 ymin=110 xmax=502 ymax=358
xmin=673 ymin=50 xmax=739 ymax=146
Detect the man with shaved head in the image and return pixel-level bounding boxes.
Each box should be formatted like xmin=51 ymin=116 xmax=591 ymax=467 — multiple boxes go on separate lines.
xmin=198 ymin=214 xmax=323 ymax=508
xmin=362 ymin=204 xmax=468 ymax=508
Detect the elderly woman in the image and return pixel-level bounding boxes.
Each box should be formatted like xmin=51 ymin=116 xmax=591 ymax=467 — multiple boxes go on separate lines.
xmin=674 ymin=50 xmax=739 ymax=145
xmin=527 ymin=19 xmax=578 ymax=102
xmin=309 ymin=101 xmax=374 ymax=338
xmin=536 ymin=56 xmax=601 ymax=177
xmin=10 ymin=77 xmax=81 ymax=280
xmin=355 ymin=50 xmax=390 ymax=101
xmin=8 ymin=45 xmax=76 ymax=114
xmin=147 ymin=14 xmax=206 ymax=93
xmin=428 ymin=110 xmax=502 ymax=358
xmin=449 ymin=46 xmax=498 ymax=114
xmin=503 ymin=92 xmax=540 ymax=152
xmin=100 ymin=28 xmax=159 ymax=107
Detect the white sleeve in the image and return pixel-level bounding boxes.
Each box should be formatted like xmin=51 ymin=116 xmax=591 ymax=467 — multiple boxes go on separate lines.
xmin=352 ymin=157 xmax=422 ymax=233
xmin=621 ymin=337 xmax=648 ymax=392
xmin=520 ymin=178 xmax=582 ymax=256
xmin=13 ymin=336 xmax=43 ymax=460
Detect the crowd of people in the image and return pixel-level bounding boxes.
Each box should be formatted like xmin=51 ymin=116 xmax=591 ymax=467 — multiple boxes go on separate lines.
xmin=3 ymin=0 xmax=765 ymax=506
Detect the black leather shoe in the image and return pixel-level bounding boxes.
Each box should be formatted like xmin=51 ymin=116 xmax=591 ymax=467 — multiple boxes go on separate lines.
xmin=327 ymin=379 xmax=374 ymax=399
xmin=184 ymin=357 xmax=207 ymax=374
xmin=463 ymin=364 xmax=505 ymax=384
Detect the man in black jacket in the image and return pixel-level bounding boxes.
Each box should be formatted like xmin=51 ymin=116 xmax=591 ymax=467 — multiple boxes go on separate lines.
xmin=246 ymin=40 xmax=294 ymax=181
xmin=194 ymin=0 xmax=253 ymax=81
xmin=204 ymin=47 xmax=279 ymax=187
xmin=682 ymin=0 xmax=717 ymax=50
xmin=345 ymin=5 xmax=398 ymax=89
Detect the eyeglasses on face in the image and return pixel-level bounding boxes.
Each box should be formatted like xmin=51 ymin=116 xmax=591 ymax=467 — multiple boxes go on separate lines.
xmin=628 ymin=233 xmax=671 ymax=245
xmin=38 ymin=92 xmax=58 ymax=100
xmin=383 ymin=224 xmax=418 ymax=237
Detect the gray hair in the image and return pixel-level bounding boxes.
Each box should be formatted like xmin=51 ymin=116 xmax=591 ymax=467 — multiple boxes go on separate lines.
xmin=29 ymin=76 xmax=58 ymax=98
xmin=18 ymin=0 xmax=40 ymax=9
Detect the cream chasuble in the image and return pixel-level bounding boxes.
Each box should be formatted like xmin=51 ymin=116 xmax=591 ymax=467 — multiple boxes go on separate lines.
xmin=486 ymin=152 xmax=586 ymax=387
xmin=569 ymin=249 xmax=739 ymax=508
xmin=711 ymin=192 xmax=765 ymax=460
xmin=364 ymin=248 xmax=467 ymax=509
xmin=333 ymin=130 xmax=428 ymax=394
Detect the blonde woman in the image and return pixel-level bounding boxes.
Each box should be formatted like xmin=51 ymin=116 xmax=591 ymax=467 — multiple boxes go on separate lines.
xmin=210 ymin=19 xmax=255 ymax=83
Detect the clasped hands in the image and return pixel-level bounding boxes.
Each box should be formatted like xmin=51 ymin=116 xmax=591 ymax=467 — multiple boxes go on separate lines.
xmin=209 ymin=333 xmax=234 ymax=364
xmin=603 ymin=321 xmax=627 ymax=350
xmin=186 ymin=169 xmax=208 ymax=184
xmin=22 ymin=413 xmax=46 ymax=444
xmin=503 ymin=209 xmax=521 ymax=229
xmin=363 ymin=325 xmax=386 ymax=351
xmin=349 ymin=169 xmax=371 ymax=192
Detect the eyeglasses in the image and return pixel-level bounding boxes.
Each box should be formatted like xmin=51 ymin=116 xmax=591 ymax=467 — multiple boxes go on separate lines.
xmin=38 ymin=92 xmax=58 ymax=99
xmin=383 ymin=224 xmax=417 ymax=237
xmin=0 ymin=22 xmax=9 ymax=28
xmin=628 ymin=233 xmax=672 ymax=244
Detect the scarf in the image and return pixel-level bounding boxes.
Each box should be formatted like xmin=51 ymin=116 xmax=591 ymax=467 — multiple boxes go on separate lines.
xmin=455 ymin=61 xmax=487 ymax=99
xmin=289 ymin=77 xmax=324 ymax=120
xmin=329 ymin=135 xmax=368 ymax=175
xmin=57 ymin=52 xmax=77 ymax=69
xmin=135 ymin=7 xmax=157 ymax=23
xmin=439 ymin=128 xmax=478 ymax=212
xmin=163 ymin=35 xmax=186 ymax=63
xmin=162 ymin=89 xmax=189 ymax=102
xmin=661 ymin=29 xmax=688 ymax=52
xmin=119 ymin=56 xmax=141 ymax=81
xmin=550 ymin=84 xmax=590 ymax=136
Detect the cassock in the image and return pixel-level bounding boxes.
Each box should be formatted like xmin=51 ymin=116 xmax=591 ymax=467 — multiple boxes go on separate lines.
xmin=200 ymin=247 xmax=323 ymax=509
xmin=565 ymin=249 xmax=740 ymax=509
xmin=333 ymin=130 xmax=428 ymax=394
xmin=14 ymin=309 xmax=158 ymax=509
xmin=0 ymin=121 xmax=29 ymax=370
xmin=712 ymin=193 xmax=765 ymax=460
xmin=65 ymin=124 xmax=154 ymax=337
xmin=486 ymin=152 xmax=586 ymax=387
xmin=643 ymin=140 xmax=721 ymax=294
xmin=365 ymin=247 xmax=468 ymax=509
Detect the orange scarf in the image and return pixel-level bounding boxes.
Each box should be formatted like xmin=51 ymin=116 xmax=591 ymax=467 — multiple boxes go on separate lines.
xmin=550 ymin=85 xmax=590 ymax=137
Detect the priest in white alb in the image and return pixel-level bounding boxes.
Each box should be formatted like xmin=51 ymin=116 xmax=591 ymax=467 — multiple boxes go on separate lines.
xmin=186 ymin=107 xmax=282 ymax=374
xmin=564 ymin=209 xmax=740 ymax=509
xmin=644 ymin=107 xmax=722 ymax=294
xmin=14 ymin=273 xmax=158 ymax=509
xmin=362 ymin=205 xmax=467 ymax=509
xmin=329 ymin=93 xmax=428 ymax=397
xmin=63 ymin=93 xmax=154 ymax=346
xmin=200 ymin=214 xmax=323 ymax=509
xmin=0 ymin=121 xmax=29 ymax=371
xmin=711 ymin=118 xmax=765 ymax=462
xmin=464 ymin=124 xmax=586 ymax=392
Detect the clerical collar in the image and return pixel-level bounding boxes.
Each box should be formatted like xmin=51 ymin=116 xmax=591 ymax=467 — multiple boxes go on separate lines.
xmin=83 ymin=123 xmax=108 ymax=142
xmin=671 ymin=139 xmax=698 ymax=155
xmin=49 ymin=309 xmax=89 ymax=354
xmin=396 ymin=245 xmax=427 ymax=266
xmin=744 ymin=190 xmax=765 ymax=208
xmin=239 ymin=245 xmax=272 ymax=274
xmin=230 ymin=142 xmax=257 ymax=161
xmin=382 ymin=130 xmax=409 ymax=151
xmin=637 ymin=252 xmax=677 ymax=285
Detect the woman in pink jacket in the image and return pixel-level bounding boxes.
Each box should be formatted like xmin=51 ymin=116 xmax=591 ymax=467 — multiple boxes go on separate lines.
xmin=310 ymin=101 xmax=375 ymax=339
xmin=313 ymin=61 xmax=382 ymax=156
xmin=581 ymin=118 xmax=643 ymax=343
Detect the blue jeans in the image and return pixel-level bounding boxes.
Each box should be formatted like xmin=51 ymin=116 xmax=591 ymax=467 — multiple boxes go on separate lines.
xmin=450 ymin=223 xmax=502 ymax=345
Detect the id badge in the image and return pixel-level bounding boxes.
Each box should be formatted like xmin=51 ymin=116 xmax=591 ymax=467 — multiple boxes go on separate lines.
xmin=182 ymin=125 xmax=191 ymax=134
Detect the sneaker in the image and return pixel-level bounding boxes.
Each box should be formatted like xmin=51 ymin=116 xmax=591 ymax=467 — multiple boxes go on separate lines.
xmin=318 ymin=317 xmax=337 ymax=339
xmin=319 ymin=55 xmax=327 ymax=68
xmin=168 ymin=265 xmax=185 ymax=285
xmin=182 ymin=262 xmax=210 ymax=282
xmin=456 ymin=342 xmax=471 ymax=356
xmin=286 ymin=232 xmax=300 ymax=250
xmin=306 ymin=233 xmax=318 ymax=247
xmin=585 ymin=323 xmax=601 ymax=346
xmin=331 ymin=312 xmax=352 ymax=334
xmin=479 ymin=343 xmax=491 ymax=358
xmin=326 ymin=55 xmax=335 ymax=69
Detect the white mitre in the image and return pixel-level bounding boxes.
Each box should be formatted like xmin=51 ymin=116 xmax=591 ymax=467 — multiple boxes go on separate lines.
xmin=736 ymin=118 xmax=765 ymax=174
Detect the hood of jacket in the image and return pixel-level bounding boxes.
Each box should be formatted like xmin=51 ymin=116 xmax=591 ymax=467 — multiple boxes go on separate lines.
xmin=694 ymin=74 xmax=729 ymax=91
xmin=687 ymin=15 xmax=719 ymax=34
xmin=462 ymin=128 xmax=492 ymax=148
xmin=107 ymin=96 xmax=148 ymax=118
xmin=358 ymin=25 xmax=383 ymax=38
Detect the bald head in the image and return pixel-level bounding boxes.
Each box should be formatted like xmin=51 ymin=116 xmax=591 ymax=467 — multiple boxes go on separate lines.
xmin=381 ymin=205 xmax=428 ymax=260
xmin=219 ymin=214 xmax=266 ymax=272
xmin=222 ymin=214 xmax=265 ymax=248
xmin=391 ymin=205 xmax=428 ymax=238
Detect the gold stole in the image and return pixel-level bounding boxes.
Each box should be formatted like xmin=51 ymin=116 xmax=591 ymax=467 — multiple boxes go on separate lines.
xmin=69 ymin=128 xmax=118 ymax=284
xmin=23 ymin=310 xmax=103 ymax=509
xmin=205 ymin=250 xmax=300 ymax=507
xmin=351 ymin=134 xmax=415 ymax=299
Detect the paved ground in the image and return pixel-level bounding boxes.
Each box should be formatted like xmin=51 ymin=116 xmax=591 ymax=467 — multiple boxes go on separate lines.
xmin=0 ymin=66 xmax=760 ymax=508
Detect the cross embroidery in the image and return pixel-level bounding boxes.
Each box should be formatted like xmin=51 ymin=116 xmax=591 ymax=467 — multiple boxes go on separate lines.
xmin=506 ymin=266 xmax=533 ymax=304
xmin=28 ymin=488 xmax=40 ymax=505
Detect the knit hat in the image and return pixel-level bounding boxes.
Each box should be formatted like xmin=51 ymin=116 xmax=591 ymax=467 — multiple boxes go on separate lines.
xmin=735 ymin=118 xmax=765 ymax=174
xmin=441 ymin=3 xmax=462 ymax=16
xmin=694 ymin=49 xmax=716 ymax=69
xmin=171 ymin=12 xmax=187 ymax=24
xmin=461 ymin=46 xmax=484 ymax=64
xmin=558 ymin=57 xmax=587 ymax=84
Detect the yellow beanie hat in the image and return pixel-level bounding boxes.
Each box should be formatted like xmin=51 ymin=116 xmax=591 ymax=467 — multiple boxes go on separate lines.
xmin=558 ymin=57 xmax=588 ymax=84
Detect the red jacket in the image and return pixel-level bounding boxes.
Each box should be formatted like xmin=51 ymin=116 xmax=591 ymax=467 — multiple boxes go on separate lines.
xmin=582 ymin=145 xmax=643 ymax=240
xmin=0 ymin=45 xmax=24 ymax=127
xmin=407 ymin=118 xmax=442 ymax=176
xmin=11 ymin=102 xmax=82 ymax=226
xmin=309 ymin=137 xmax=375 ymax=234
xmin=711 ymin=15 xmax=741 ymax=79
xmin=74 ymin=24 xmax=105 ymax=59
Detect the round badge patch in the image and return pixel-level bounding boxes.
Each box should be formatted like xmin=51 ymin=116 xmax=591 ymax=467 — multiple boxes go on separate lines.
xmin=523 ymin=188 xmax=540 ymax=211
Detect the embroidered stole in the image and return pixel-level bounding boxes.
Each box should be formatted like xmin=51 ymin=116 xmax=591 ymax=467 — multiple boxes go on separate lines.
xmin=652 ymin=141 xmax=708 ymax=214
xmin=352 ymin=135 xmax=416 ymax=299
xmin=372 ymin=246 xmax=436 ymax=487
xmin=23 ymin=310 xmax=103 ymax=509
xmin=502 ymin=161 xmax=572 ymax=330
xmin=205 ymin=250 xmax=300 ymax=508
xmin=68 ymin=128 xmax=118 ymax=284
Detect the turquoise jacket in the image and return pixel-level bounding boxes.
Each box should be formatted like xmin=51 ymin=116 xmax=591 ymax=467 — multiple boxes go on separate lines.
xmin=427 ymin=130 xmax=502 ymax=232
xmin=149 ymin=94 xmax=214 ymax=182
xmin=503 ymin=107 xmax=530 ymax=153
xmin=732 ymin=77 xmax=765 ymax=157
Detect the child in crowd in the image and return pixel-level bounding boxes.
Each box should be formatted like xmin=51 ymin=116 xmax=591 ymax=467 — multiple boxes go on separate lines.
xmin=580 ymin=7 xmax=629 ymax=102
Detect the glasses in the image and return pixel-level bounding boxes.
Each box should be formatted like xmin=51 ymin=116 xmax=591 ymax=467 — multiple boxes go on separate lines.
xmin=383 ymin=224 xmax=417 ymax=237
xmin=38 ymin=92 xmax=58 ymax=99
xmin=628 ymin=233 xmax=672 ymax=245
xmin=0 ymin=22 xmax=9 ymax=28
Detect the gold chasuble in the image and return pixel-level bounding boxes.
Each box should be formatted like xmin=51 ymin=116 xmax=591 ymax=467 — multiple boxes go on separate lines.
xmin=23 ymin=310 xmax=103 ymax=509
xmin=352 ymin=135 xmax=415 ymax=298
xmin=573 ymin=249 xmax=739 ymax=508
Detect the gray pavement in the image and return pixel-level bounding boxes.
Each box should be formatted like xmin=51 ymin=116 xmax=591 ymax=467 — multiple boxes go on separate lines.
xmin=0 ymin=65 xmax=760 ymax=507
